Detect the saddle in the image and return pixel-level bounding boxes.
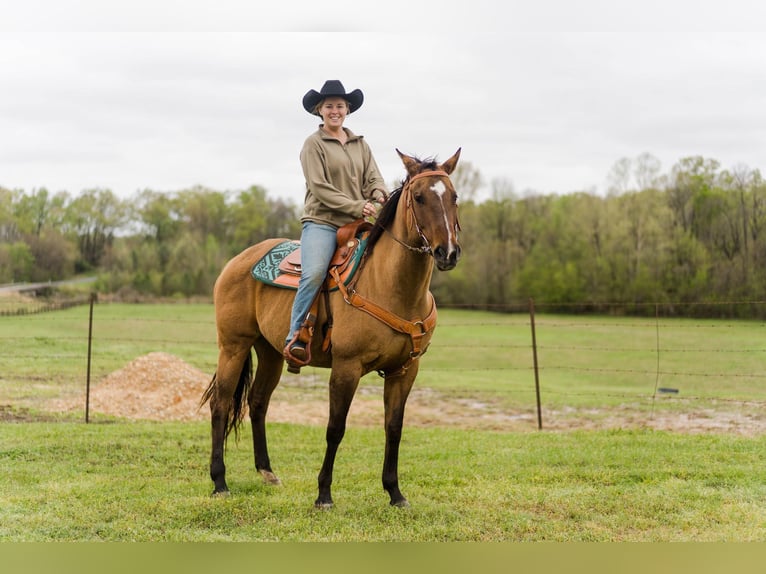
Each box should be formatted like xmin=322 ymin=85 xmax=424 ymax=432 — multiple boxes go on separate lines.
xmin=251 ymin=220 xmax=373 ymax=372
xmin=250 ymin=220 xmax=372 ymax=291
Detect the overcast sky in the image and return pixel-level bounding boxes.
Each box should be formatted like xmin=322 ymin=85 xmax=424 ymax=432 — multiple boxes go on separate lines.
xmin=3 ymin=1 xmax=765 ymax=203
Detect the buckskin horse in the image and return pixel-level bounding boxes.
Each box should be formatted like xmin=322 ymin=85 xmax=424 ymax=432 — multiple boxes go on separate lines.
xmin=201 ymin=148 xmax=462 ymax=508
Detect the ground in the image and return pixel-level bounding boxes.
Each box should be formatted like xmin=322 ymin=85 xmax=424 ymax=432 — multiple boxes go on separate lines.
xmin=15 ymin=351 xmax=760 ymax=436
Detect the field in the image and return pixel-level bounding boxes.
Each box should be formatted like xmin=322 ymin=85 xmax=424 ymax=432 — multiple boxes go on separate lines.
xmin=1 ymin=302 xmax=766 ymax=541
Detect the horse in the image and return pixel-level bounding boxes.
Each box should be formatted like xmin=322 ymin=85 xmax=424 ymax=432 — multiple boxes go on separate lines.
xmin=200 ymin=148 xmax=462 ymax=508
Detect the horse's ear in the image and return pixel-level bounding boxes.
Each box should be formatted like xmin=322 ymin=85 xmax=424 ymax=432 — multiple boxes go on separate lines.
xmin=439 ymin=148 xmax=461 ymax=175
xmin=396 ymin=148 xmax=422 ymax=177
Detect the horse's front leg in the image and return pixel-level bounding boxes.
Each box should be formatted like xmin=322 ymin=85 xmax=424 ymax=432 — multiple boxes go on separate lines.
xmin=382 ymin=363 xmax=418 ymax=507
xmin=315 ymin=366 xmax=362 ymax=509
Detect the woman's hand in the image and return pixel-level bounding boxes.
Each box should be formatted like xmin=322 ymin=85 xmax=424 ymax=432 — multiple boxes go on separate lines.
xmin=362 ymin=201 xmax=379 ymax=218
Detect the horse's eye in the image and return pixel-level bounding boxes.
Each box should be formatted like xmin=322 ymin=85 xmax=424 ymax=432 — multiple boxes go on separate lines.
xmin=414 ymin=192 xmax=425 ymax=205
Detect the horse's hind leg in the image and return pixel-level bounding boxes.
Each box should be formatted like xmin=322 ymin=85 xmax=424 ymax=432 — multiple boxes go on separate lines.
xmin=208 ymin=343 xmax=252 ymax=495
xmin=382 ymin=365 xmax=418 ymax=507
xmin=249 ymin=340 xmax=285 ymax=485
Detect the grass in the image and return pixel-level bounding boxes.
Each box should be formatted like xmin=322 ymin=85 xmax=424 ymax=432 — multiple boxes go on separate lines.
xmin=2 ymin=302 xmax=764 ymax=433
xmin=2 ymin=302 xmax=764 ymax=409
xmin=2 ymin=302 xmax=766 ymax=541
xmin=2 ymin=421 xmax=766 ymax=541
xmin=0 ymin=301 xmax=218 ymax=406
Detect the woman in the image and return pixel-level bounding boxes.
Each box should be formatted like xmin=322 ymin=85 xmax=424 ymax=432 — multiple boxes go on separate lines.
xmin=284 ymin=80 xmax=389 ymax=367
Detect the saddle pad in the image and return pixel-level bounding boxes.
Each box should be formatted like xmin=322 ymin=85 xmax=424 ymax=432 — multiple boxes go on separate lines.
xmin=250 ymin=240 xmax=300 ymax=285
xmin=250 ymin=237 xmax=368 ymax=291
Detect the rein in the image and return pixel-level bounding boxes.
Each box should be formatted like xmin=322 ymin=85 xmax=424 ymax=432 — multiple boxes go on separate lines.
xmin=329 ymin=169 xmax=448 ymax=376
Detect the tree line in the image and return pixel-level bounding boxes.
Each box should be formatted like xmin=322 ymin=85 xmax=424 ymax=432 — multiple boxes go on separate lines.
xmin=2 ymin=153 xmax=765 ymax=317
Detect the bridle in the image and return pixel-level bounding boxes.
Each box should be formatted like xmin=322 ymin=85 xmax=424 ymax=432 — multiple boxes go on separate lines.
xmin=383 ymin=169 xmax=451 ymax=255
xmin=331 ymin=168 xmax=454 ymax=376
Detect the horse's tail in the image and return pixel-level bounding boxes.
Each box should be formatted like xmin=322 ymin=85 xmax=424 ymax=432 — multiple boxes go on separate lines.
xmin=199 ymin=350 xmax=253 ymax=440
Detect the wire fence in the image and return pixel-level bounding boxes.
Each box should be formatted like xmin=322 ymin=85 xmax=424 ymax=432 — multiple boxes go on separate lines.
xmin=1 ymin=295 xmax=765 ymax=433
xmin=0 ymin=295 xmax=93 ymax=316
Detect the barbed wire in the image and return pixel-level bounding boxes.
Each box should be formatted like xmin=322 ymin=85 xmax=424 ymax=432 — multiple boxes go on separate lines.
xmin=3 ymin=297 xmax=765 ymax=430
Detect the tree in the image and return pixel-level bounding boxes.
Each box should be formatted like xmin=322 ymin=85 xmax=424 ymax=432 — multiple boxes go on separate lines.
xmin=64 ymin=188 xmax=126 ymax=270
xmin=667 ymin=156 xmax=720 ymax=234
xmin=634 ymin=152 xmax=661 ymax=191
xmin=449 ymin=160 xmax=484 ymax=202
xmin=265 ymin=198 xmax=301 ymax=240
xmin=515 ymin=194 xmax=591 ymax=306
xmin=0 ymin=187 xmax=20 ymax=242
xmin=607 ymin=157 xmax=632 ymax=195
xmin=134 ymin=190 xmax=182 ymax=244
xmin=477 ymin=178 xmax=516 ymax=305
xmin=0 ymin=242 xmax=34 ymax=283
xmin=26 ymin=229 xmax=77 ymax=281
xmin=176 ymin=186 xmax=228 ymax=243
xmin=231 ymin=185 xmax=270 ymax=248
xmin=609 ymin=189 xmax=670 ymax=304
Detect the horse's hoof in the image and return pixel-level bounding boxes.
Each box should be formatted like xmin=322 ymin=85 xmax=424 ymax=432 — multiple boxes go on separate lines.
xmin=314 ymin=501 xmax=334 ymax=510
xmin=211 ymin=489 xmax=230 ymax=498
xmin=259 ymin=470 xmax=282 ymax=486
xmin=391 ymin=499 xmax=410 ymax=508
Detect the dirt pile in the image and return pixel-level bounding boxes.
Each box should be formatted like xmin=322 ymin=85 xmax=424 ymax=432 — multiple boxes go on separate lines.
xmin=52 ymin=352 xmax=211 ymax=422
xmin=48 ymin=352 xmax=529 ymax=429
xmin=47 ymin=352 xmax=766 ymax=435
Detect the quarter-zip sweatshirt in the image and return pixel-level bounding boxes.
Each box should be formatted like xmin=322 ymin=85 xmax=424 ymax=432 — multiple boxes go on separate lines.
xmin=299 ymin=125 xmax=389 ymax=228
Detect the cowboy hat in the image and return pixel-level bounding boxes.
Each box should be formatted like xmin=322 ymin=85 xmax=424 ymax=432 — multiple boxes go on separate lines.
xmin=302 ymin=80 xmax=364 ymax=115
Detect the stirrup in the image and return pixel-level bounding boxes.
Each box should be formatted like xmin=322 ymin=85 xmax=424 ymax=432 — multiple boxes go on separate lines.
xmin=283 ymin=325 xmax=312 ymax=373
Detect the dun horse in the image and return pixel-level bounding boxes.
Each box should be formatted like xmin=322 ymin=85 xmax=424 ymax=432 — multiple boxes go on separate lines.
xmin=201 ymin=149 xmax=462 ymax=507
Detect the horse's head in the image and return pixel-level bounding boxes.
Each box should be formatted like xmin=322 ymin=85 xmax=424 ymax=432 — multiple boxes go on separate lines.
xmin=397 ymin=148 xmax=462 ymax=271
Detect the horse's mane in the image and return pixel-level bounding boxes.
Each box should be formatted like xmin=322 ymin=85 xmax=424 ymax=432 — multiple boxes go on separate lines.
xmin=365 ymin=156 xmax=440 ymax=256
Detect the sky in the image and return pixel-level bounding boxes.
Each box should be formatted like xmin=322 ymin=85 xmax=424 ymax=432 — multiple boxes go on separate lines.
xmin=2 ymin=1 xmax=766 ymax=204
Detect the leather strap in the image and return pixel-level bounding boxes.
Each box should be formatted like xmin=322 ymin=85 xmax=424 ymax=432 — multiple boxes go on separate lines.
xmin=323 ymin=170 xmax=448 ymax=375
xmin=406 ymin=169 xmax=450 ymax=185
xmin=330 ymin=267 xmax=437 ymax=373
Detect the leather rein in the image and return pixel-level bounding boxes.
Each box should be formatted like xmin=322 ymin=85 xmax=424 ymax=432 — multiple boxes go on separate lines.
xmin=384 ymin=169 xmax=451 ymax=254
xmin=330 ymin=169 xmax=449 ymax=376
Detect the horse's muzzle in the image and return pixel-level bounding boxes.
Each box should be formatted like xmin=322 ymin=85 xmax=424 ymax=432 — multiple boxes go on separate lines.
xmin=434 ymin=245 xmax=461 ymax=271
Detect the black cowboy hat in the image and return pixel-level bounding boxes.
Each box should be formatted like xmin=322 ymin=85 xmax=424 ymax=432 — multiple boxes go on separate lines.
xmin=302 ymin=80 xmax=364 ymax=116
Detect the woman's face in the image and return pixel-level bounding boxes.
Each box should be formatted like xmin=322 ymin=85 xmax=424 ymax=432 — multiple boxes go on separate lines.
xmin=318 ymin=97 xmax=349 ymax=129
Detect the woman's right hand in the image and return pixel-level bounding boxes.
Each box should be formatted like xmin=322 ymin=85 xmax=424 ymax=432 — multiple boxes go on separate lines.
xmin=362 ymin=201 xmax=377 ymax=218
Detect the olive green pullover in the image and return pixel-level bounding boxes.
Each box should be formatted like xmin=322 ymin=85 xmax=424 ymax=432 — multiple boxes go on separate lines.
xmin=299 ymin=126 xmax=389 ymax=228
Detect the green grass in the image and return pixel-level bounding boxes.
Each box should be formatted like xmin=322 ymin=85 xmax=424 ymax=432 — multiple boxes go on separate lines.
xmin=1 ymin=303 xmax=765 ymax=428
xmin=2 ymin=421 xmax=765 ymax=541
xmin=421 ymin=309 xmax=766 ymax=428
xmin=2 ymin=303 xmax=766 ymax=541
xmin=0 ymin=302 xmax=219 ymax=406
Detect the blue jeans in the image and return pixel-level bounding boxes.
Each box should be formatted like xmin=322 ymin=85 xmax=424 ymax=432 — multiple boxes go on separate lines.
xmin=286 ymin=221 xmax=338 ymax=344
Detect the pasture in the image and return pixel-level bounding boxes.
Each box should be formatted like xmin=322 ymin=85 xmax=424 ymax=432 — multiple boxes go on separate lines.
xmin=2 ymin=420 xmax=766 ymax=542
xmin=1 ymin=302 xmax=766 ymax=541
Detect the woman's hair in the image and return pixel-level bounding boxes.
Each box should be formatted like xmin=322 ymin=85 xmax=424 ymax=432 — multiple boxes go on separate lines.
xmin=314 ymin=98 xmax=350 ymax=115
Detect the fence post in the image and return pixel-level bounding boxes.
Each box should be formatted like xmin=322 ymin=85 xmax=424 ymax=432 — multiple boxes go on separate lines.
xmin=85 ymin=292 xmax=95 ymax=423
xmin=529 ymin=297 xmax=543 ymax=430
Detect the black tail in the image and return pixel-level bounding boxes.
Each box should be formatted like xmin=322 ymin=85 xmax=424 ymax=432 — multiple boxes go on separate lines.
xmin=200 ymin=351 xmax=253 ymax=440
